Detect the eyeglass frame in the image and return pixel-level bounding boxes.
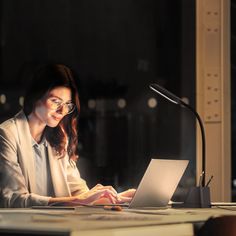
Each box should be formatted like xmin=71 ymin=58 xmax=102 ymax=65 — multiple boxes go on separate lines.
xmin=46 ymin=97 xmax=76 ymax=115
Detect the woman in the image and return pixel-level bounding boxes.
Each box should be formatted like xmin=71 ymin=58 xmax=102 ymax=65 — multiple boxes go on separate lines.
xmin=0 ymin=64 xmax=135 ymax=207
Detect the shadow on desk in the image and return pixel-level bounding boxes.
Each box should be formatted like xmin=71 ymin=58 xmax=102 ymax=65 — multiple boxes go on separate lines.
xmin=0 ymin=231 xmax=69 ymax=236
xmin=196 ymin=215 xmax=236 ymax=236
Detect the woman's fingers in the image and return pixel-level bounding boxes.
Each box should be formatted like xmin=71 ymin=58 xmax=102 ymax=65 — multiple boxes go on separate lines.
xmin=116 ymin=195 xmax=133 ymax=203
xmin=114 ymin=189 xmax=136 ymax=203
xmin=73 ymin=186 xmax=136 ymax=205
xmin=100 ymin=190 xmax=117 ymax=204
xmin=76 ymin=188 xmax=119 ymax=205
xmin=91 ymin=184 xmax=118 ymax=196
xmin=91 ymin=184 xmax=103 ymax=190
xmin=92 ymin=197 xmax=113 ymax=205
xmin=118 ymin=189 xmax=136 ymax=198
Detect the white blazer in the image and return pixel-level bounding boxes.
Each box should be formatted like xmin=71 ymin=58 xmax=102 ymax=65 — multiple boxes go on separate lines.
xmin=0 ymin=110 xmax=89 ymax=207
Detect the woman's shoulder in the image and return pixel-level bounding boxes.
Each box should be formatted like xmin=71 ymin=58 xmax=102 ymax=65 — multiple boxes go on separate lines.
xmin=0 ymin=110 xmax=25 ymax=137
xmin=0 ymin=116 xmax=16 ymax=131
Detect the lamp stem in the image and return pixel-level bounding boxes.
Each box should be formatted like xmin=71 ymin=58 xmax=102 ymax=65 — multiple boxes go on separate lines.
xmin=181 ymin=102 xmax=206 ymax=186
xmin=149 ymin=83 xmax=206 ymax=186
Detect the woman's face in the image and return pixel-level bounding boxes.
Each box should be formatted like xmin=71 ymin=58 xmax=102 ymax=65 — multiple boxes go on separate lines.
xmin=34 ymin=86 xmax=73 ymax=127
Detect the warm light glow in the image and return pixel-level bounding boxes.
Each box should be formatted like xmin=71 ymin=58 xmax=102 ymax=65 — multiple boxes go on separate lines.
xmin=147 ymin=97 xmax=157 ymax=108
xmin=88 ymin=99 xmax=96 ymax=109
xmin=0 ymin=94 xmax=6 ymax=104
xmin=117 ymin=98 xmax=126 ymax=109
xmin=233 ymin=179 xmax=236 ymax=187
xmin=19 ymin=96 xmax=24 ymax=106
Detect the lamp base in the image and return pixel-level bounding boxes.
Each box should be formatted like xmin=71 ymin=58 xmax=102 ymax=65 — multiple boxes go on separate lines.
xmin=172 ymin=186 xmax=211 ymax=208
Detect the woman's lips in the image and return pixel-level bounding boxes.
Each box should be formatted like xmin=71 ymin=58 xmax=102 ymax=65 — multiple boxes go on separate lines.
xmin=52 ymin=116 xmax=61 ymax=121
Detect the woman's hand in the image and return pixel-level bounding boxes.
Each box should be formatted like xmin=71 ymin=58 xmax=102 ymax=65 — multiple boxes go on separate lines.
xmin=117 ymin=189 xmax=136 ymax=203
xmin=75 ymin=186 xmax=136 ymax=205
xmin=73 ymin=184 xmax=121 ymax=205
xmin=49 ymin=185 xmax=136 ymax=206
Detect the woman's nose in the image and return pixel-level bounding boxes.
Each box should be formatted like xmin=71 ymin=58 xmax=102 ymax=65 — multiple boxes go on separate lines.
xmin=56 ymin=104 xmax=66 ymax=114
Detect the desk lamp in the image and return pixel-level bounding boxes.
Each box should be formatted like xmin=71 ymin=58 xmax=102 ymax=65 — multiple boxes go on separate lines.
xmin=149 ymin=83 xmax=211 ymax=208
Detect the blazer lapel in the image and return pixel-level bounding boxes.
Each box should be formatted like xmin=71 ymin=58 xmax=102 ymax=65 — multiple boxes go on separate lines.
xmin=15 ymin=111 xmax=36 ymax=193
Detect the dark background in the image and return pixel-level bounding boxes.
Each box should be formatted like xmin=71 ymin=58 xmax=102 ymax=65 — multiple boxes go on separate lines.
xmin=231 ymin=0 xmax=236 ymax=201
xmin=0 ymin=0 xmax=197 ymax=200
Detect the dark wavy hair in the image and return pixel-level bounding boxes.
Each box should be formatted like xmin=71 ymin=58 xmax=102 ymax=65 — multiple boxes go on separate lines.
xmin=23 ymin=64 xmax=80 ymax=161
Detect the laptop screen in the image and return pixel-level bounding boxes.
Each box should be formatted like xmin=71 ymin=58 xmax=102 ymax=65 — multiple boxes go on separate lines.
xmin=129 ymin=159 xmax=189 ymax=208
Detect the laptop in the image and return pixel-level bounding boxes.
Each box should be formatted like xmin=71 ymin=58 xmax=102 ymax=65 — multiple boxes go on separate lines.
xmin=127 ymin=159 xmax=189 ymax=208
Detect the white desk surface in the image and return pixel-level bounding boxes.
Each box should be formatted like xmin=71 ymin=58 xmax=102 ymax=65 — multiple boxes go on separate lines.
xmin=0 ymin=206 xmax=236 ymax=235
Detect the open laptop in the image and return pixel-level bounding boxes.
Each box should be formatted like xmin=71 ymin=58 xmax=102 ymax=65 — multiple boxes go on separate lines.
xmin=127 ymin=158 xmax=189 ymax=208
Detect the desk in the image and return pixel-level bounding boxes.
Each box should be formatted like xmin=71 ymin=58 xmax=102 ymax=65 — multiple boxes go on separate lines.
xmin=0 ymin=206 xmax=236 ymax=236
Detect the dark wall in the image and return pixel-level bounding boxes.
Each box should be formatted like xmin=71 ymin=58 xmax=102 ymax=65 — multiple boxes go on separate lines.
xmin=0 ymin=0 xmax=196 ymax=198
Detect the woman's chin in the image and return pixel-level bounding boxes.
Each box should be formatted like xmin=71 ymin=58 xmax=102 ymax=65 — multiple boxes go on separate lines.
xmin=47 ymin=120 xmax=60 ymax=128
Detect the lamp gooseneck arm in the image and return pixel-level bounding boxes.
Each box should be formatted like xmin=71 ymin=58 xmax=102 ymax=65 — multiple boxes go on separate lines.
xmin=179 ymin=102 xmax=206 ymax=187
xmin=149 ymin=83 xmax=206 ymax=186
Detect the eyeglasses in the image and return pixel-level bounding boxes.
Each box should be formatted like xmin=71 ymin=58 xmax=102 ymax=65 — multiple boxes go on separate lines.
xmin=47 ymin=97 xmax=75 ymax=114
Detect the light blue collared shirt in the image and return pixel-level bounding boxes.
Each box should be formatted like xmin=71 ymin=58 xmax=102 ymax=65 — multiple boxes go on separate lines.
xmin=31 ymin=137 xmax=54 ymax=197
